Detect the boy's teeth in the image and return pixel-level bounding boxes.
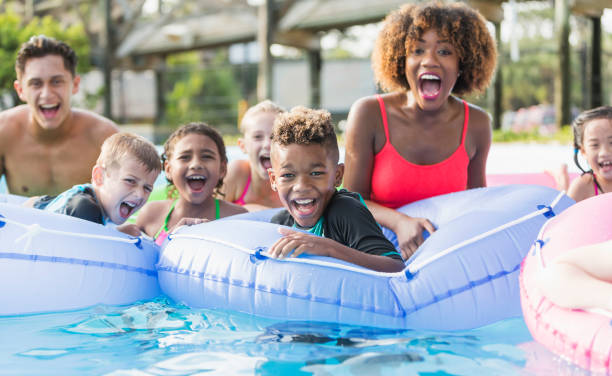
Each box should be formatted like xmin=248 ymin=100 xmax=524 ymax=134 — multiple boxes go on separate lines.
xmin=295 ymin=199 xmax=313 ymax=204
xmin=40 ymin=104 xmax=58 ymax=109
xmin=421 ymin=74 xmax=440 ymax=80
xmin=188 ymin=176 xmax=205 ymax=180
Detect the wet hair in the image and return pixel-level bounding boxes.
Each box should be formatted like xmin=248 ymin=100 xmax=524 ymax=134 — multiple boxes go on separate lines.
xmin=372 ymin=1 xmax=497 ymax=95
xmin=15 ymin=35 xmax=77 ymax=79
xmin=240 ymin=100 xmax=286 ymax=133
xmin=97 ymin=132 xmax=162 ymax=173
xmin=162 ymin=122 xmax=227 ymax=197
xmin=272 ymin=106 xmax=339 ymax=163
xmin=572 ymin=106 xmax=612 ymax=178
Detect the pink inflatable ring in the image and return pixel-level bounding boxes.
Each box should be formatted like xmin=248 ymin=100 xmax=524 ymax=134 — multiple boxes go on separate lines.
xmin=520 ymin=193 xmax=612 ymax=374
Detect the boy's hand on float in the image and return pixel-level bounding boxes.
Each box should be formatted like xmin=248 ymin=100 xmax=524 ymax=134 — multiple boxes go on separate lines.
xmin=269 ymin=227 xmax=332 ymax=259
xmin=395 ymin=215 xmax=436 ymax=260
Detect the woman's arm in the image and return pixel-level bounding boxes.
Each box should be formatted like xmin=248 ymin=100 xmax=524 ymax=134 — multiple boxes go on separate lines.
xmin=466 ymin=106 xmax=492 ymax=189
xmin=343 ymin=97 xmax=435 ymax=259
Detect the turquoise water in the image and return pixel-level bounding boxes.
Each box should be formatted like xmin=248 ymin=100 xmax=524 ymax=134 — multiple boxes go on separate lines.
xmin=0 ymin=146 xmax=589 ymax=375
xmin=0 ymin=296 xmax=586 ymax=375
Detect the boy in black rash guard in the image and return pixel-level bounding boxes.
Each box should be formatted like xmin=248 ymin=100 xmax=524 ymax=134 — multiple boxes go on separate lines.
xmin=268 ymin=106 xmax=404 ymax=272
xmin=27 ymin=132 xmax=161 ymax=236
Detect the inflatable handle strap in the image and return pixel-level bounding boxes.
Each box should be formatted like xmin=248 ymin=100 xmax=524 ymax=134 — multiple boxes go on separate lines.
xmin=1 ymin=216 xmax=143 ymax=249
xmin=171 ymin=233 xmax=406 ymax=277
xmin=406 ymin=191 xmax=567 ymax=275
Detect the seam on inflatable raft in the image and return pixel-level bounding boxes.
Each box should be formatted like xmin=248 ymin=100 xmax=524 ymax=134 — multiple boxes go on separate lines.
xmin=401 ymin=263 xmax=522 ymax=315
xmin=157 ymin=265 xmax=403 ymax=317
xmin=0 ymin=252 xmax=157 ymax=277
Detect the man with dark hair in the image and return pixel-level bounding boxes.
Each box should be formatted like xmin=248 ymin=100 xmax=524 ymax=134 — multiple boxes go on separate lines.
xmin=0 ymin=35 xmax=118 ymax=196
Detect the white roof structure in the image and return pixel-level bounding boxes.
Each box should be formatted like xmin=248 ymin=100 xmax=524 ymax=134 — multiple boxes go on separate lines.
xmin=116 ymin=0 xmax=610 ymax=58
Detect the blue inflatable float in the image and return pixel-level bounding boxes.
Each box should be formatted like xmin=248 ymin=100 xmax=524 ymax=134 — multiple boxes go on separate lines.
xmin=0 ymin=202 xmax=160 ymax=316
xmin=158 ymin=185 xmax=574 ymax=330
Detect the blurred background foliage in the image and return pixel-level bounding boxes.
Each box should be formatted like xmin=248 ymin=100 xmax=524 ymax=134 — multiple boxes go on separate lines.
xmin=0 ymin=10 xmax=90 ymax=108
xmin=0 ymin=1 xmax=609 ymax=141
xmin=165 ymin=50 xmax=241 ymax=128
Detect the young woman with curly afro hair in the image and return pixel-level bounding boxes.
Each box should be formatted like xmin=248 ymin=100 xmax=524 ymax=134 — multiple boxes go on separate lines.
xmin=343 ymin=1 xmax=497 ymax=260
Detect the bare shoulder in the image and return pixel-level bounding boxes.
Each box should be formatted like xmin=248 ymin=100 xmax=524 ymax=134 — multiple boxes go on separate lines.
xmin=72 ymin=109 xmax=118 ymax=142
xmin=567 ymin=173 xmax=595 ymax=202
xmin=223 ymin=160 xmax=250 ymax=196
xmin=218 ymin=199 xmax=248 ymax=218
xmin=0 ymin=106 xmax=28 ymax=138
xmin=135 ymin=199 xmax=173 ymax=227
xmin=465 ymin=102 xmax=492 ymax=133
xmin=346 ymin=95 xmax=384 ymax=133
xmin=464 ymin=101 xmax=492 ymax=153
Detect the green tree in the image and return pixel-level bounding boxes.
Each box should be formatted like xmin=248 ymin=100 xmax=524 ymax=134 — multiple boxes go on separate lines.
xmin=165 ymin=50 xmax=240 ymax=129
xmin=0 ymin=11 xmax=89 ymax=109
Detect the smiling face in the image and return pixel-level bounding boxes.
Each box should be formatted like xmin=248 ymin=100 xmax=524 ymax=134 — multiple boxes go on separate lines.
xmin=581 ymin=119 xmax=612 ymax=182
xmin=405 ymin=29 xmax=459 ymax=110
xmin=93 ymin=156 xmax=159 ymax=225
xmin=14 ymin=54 xmax=80 ymax=131
xmin=165 ymin=133 xmax=227 ymax=204
xmin=239 ymin=112 xmax=275 ymax=180
xmin=269 ymin=143 xmax=343 ymax=228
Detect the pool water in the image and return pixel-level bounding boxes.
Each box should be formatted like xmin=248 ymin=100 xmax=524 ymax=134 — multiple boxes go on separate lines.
xmin=0 ymin=144 xmax=590 ymax=375
xmin=0 ymin=296 xmax=587 ymax=376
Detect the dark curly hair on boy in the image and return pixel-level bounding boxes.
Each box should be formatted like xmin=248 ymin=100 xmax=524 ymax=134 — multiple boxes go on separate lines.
xmin=372 ymin=1 xmax=497 ymax=95
xmin=16 ymin=35 xmax=78 ymax=79
xmin=272 ymin=106 xmax=339 ymax=162
xmin=162 ymin=122 xmax=227 ymax=198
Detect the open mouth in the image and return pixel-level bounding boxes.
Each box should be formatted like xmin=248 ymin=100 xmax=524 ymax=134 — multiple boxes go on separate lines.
xmin=186 ymin=175 xmax=207 ymax=192
xmin=39 ymin=103 xmax=60 ymax=119
xmin=598 ymin=161 xmax=612 ymax=171
xmin=119 ymin=201 xmax=137 ymax=219
xmin=260 ymin=155 xmax=272 ymax=171
xmin=291 ymin=198 xmax=317 ymax=217
xmin=419 ymin=74 xmax=441 ymax=100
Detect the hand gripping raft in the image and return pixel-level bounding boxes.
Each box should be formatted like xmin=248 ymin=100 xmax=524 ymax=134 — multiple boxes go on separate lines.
xmin=521 ymin=193 xmax=612 ymax=374
xmin=158 ymin=185 xmax=574 ymax=330
xmin=0 ymin=203 xmax=160 ymax=316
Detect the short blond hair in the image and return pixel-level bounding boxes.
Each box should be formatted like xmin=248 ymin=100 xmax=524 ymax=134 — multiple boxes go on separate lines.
xmin=240 ymin=100 xmax=286 ymax=133
xmin=97 ymin=132 xmax=161 ymax=173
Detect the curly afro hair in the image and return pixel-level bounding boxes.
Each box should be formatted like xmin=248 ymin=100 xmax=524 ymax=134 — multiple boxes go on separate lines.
xmin=372 ymin=1 xmax=497 ymax=96
xmin=272 ymin=106 xmax=339 ymax=162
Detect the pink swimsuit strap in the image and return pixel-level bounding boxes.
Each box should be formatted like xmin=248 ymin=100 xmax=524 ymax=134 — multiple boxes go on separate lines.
xmin=233 ymin=172 xmax=251 ymax=206
xmin=155 ymin=229 xmax=169 ymax=246
xmin=369 ymin=95 xmax=470 ymax=208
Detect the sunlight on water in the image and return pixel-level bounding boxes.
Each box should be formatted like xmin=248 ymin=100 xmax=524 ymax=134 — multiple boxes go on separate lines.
xmin=0 ymin=297 xmax=595 ymax=375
